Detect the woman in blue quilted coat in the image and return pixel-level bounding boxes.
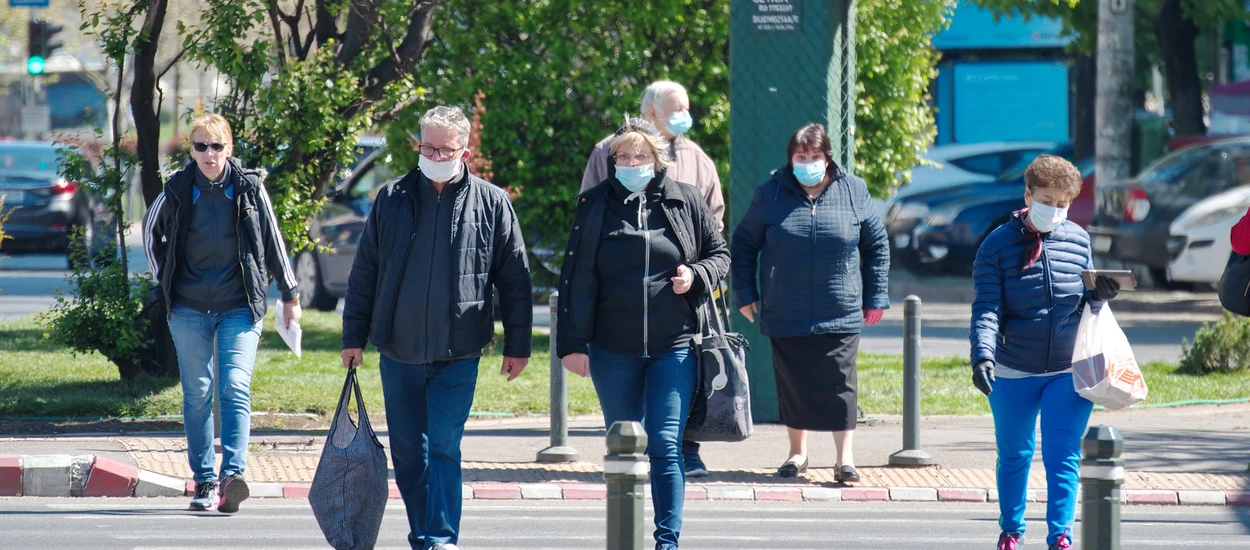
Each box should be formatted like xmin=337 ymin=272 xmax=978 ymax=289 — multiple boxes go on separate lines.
xmin=731 ymin=123 xmax=890 ymax=484
xmin=969 ymin=155 xmax=1121 ymax=550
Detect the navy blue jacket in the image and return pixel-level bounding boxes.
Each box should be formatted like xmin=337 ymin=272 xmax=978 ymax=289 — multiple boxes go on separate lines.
xmin=731 ymin=166 xmax=890 ymax=338
xmin=970 ymin=213 xmax=1103 ymax=374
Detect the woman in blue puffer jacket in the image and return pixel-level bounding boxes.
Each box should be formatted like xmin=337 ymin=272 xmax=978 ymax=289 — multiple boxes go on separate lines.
xmin=969 ymin=155 xmax=1121 ymax=550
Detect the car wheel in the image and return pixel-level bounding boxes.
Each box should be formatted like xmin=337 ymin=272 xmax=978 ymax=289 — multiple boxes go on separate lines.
xmin=295 ymin=250 xmax=337 ymax=311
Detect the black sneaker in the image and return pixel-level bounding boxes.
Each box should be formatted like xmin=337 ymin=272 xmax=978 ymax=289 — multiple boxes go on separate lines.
xmin=188 ymin=481 xmax=217 ymax=511
xmin=217 ymin=474 xmax=250 ymax=514
xmin=684 ymin=452 xmax=709 ymax=477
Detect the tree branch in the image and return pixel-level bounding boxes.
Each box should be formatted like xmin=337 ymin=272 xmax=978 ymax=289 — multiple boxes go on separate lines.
xmin=265 ymin=0 xmax=287 ymax=69
xmin=358 ymin=0 xmax=440 ymax=104
xmin=315 ymin=0 xmax=340 ymax=50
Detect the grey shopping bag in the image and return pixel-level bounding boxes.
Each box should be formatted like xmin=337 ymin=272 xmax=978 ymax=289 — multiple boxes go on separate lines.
xmin=309 ymin=369 xmax=389 ymax=550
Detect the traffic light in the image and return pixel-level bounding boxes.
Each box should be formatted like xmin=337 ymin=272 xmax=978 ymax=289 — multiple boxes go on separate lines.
xmin=25 ymin=19 xmax=64 ymax=76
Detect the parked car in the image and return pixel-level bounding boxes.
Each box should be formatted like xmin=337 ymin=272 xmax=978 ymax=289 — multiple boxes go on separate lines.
xmin=294 ymin=142 xmax=396 ymax=311
xmin=886 ymin=142 xmax=1092 ymax=274
xmin=872 ymin=140 xmax=1056 ymax=220
xmin=903 ymin=157 xmax=1096 ymax=275
xmin=1167 ymin=182 xmax=1250 ymax=286
xmin=1088 ymin=137 xmax=1250 ymax=287
xmin=0 ymin=141 xmax=99 ymax=263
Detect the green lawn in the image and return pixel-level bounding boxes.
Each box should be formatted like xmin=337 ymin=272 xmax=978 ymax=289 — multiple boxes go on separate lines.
xmin=1 ymin=311 xmax=1247 ymax=420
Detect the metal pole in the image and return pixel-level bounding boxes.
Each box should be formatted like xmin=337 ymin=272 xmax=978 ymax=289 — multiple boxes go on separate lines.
xmin=605 ymin=421 xmax=647 ymax=550
xmin=538 ymin=291 xmax=580 ymax=462
xmin=889 ymin=295 xmax=935 ymax=466
xmin=1081 ymin=425 xmax=1124 ymax=550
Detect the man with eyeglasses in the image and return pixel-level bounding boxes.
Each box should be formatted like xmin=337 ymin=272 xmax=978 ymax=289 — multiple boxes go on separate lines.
xmin=341 ymin=105 xmax=533 ymax=550
xmin=579 ymin=80 xmax=725 ymax=478
xmin=143 ymin=113 xmax=301 ymax=514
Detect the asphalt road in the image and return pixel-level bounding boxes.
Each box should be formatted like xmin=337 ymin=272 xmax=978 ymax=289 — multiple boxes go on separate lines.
xmin=0 ymin=498 xmax=1247 ymax=549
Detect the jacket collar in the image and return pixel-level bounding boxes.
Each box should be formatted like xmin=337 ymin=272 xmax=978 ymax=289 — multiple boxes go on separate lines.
xmin=606 ymin=170 xmax=682 ymax=202
xmin=398 ymin=162 xmax=475 ymax=201
xmin=167 ymin=157 xmax=259 ymax=204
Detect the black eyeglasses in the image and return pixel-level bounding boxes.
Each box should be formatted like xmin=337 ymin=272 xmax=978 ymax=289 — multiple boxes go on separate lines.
xmin=407 ymin=131 xmax=462 ymax=159
xmin=192 ymin=142 xmax=227 ymax=153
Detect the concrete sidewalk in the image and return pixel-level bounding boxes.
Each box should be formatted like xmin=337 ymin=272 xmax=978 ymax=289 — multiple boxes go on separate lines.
xmin=2 ymin=403 xmax=1248 ymax=505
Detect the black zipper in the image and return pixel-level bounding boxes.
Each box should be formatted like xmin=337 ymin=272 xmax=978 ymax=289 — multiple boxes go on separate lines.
xmin=1041 ymin=241 xmax=1053 ymax=373
xmin=424 ymin=193 xmax=443 ymax=363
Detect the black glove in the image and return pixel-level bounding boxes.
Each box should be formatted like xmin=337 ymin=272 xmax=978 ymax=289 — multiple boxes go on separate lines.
xmin=972 ymin=360 xmax=995 ymax=396
xmin=1092 ymin=275 xmax=1121 ymax=301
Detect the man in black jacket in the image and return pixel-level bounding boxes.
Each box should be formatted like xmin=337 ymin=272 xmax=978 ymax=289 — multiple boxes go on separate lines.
xmin=340 ymin=105 xmax=532 ymax=550
xmin=143 ymin=114 xmax=301 ymax=514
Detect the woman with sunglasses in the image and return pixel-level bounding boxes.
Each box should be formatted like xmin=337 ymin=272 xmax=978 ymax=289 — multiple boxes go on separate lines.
xmin=143 ymin=114 xmax=301 ymax=514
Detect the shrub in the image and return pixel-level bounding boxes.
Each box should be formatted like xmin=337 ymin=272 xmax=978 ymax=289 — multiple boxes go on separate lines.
xmin=1180 ymin=312 xmax=1250 ymax=373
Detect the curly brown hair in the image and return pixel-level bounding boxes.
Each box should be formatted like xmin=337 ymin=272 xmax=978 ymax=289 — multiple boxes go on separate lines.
xmin=1024 ymin=154 xmax=1082 ymax=199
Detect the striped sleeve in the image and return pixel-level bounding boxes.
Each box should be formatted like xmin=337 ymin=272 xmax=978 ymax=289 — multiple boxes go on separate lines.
xmin=142 ymin=192 xmax=167 ymax=280
xmin=255 ymin=183 xmax=298 ymax=299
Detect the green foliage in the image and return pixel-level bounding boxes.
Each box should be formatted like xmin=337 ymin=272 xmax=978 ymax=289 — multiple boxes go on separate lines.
xmin=1180 ymin=312 xmax=1250 ymax=373
xmin=403 ymin=0 xmax=730 ymax=269
xmin=854 ymin=0 xmax=956 ymax=194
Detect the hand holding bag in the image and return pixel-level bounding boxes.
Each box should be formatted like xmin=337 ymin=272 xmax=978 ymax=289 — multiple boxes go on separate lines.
xmin=309 ymin=369 xmax=389 ymax=550
xmin=685 ymin=289 xmax=753 ymax=442
xmin=1071 ymin=303 xmax=1148 ymax=411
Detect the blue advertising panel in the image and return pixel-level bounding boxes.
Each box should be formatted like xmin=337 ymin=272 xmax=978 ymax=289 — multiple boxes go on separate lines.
xmin=8 ymin=0 xmax=51 ymax=6
xmin=951 ymin=61 xmax=1070 ymax=144
xmin=933 ymin=1 xmax=1070 ymax=50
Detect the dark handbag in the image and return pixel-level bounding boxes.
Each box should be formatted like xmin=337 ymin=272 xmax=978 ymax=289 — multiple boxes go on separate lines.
xmin=685 ymin=288 xmax=753 ymax=442
xmin=1219 ymin=252 xmax=1250 ymax=315
xmin=309 ymin=369 xmax=389 ymax=550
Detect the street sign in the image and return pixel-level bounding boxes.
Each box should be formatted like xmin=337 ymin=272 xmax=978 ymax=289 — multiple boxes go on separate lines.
xmin=8 ymin=0 xmax=51 ymax=6
xmin=21 ymin=106 xmax=50 ymax=135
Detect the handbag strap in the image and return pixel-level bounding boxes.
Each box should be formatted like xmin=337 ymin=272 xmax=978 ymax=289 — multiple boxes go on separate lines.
xmin=348 ymin=368 xmax=377 ymax=434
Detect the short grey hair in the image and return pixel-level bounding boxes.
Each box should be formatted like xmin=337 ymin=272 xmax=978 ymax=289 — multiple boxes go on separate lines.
xmin=418 ymin=105 xmax=471 ymax=148
xmin=640 ymin=80 xmax=688 ymax=117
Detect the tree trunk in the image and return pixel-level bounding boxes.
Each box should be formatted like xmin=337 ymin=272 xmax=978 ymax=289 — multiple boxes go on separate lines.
xmin=1073 ymin=53 xmax=1097 ymax=161
xmin=1155 ymin=0 xmax=1205 ymax=137
xmin=128 ymin=0 xmax=179 ymax=380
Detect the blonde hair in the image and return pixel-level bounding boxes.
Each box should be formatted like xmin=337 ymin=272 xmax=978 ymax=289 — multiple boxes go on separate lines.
xmin=187 ymin=114 xmax=233 ymax=145
xmin=1024 ymin=154 xmax=1083 ymax=199
xmin=610 ymin=131 xmax=673 ymax=172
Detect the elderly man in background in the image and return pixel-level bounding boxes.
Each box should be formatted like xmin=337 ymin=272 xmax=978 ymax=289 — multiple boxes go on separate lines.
xmin=579 ymin=80 xmax=725 ymax=478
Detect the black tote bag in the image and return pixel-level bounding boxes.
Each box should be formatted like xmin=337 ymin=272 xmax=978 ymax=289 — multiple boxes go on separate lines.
xmin=685 ymin=289 xmax=753 ymax=442
xmin=1219 ymin=252 xmax=1250 ymax=316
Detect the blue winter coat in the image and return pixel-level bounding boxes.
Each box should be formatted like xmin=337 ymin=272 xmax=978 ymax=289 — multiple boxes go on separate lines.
xmin=970 ymin=213 xmax=1104 ymax=374
xmin=731 ymin=166 xmax=890 ymax=338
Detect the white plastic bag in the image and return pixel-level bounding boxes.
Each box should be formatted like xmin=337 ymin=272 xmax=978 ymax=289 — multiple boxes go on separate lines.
xmin=1071 ymin=303 xmax=1147 ymax=410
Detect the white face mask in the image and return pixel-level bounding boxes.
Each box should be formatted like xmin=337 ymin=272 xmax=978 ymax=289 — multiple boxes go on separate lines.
xmin=1028 ymin=202 xmax=1068 ymax=233
xmin=418 ymin=155 xmax=462 ymax=183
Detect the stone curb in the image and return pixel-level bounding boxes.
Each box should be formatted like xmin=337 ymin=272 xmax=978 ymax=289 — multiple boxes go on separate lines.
xmin=1 ymin=455 xmax=1246 ymax=507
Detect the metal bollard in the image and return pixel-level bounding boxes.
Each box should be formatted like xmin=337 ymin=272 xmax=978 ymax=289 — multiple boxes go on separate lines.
xmin=604 ymin=421 xmax=648 ymax=550
xmin=538 ymin=291 xmax=580 ymax=462
xmin=1080 ymin=425 xmax=1124 ymax=550
xmin=889 ymin=295 xmax=935 ymax=466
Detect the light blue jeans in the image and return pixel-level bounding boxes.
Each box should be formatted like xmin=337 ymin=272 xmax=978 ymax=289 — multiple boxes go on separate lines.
xmin=588 ymin=345 xmax=696 ymax=550
xmin=988 ymin=372 xmax=1094 ymax=546
xmin=168 ymin=303 xmax=263 ymax=484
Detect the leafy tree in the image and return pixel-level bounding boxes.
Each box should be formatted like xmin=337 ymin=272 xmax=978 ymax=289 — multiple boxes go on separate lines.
xmin=855 ymin=0 xmax=957 ymax=193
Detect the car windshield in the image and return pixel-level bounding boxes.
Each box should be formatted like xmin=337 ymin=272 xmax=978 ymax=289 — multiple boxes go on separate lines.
xmin=1136 ymin=146 xmax=1209 ymax=183
xmin=349 ymin=156 xmax=396 ymax=200
xmin=994 ymin=144 xmax=1073 ymax=183
xmin=0 ymin=146 xmax=59 ymax=173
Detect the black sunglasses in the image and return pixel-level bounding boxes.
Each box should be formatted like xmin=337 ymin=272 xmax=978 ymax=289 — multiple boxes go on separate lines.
xmin=192 ymin=141 xmax=227 ymax=153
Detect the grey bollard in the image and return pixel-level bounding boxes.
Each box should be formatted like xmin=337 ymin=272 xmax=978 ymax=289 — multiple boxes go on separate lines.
xmin=604 ymin=421 xmax=648 ymax=550
xmin=1080 ymin=425 xmax=1124 ymax=550
xmin=889 ymin=295 xmax=935 ymax=466
xmin=538 ymin=291 xmax=580 ymax=462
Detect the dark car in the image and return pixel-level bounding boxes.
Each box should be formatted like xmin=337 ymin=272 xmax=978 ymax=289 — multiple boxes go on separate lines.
xmin=904 ymin=157 xmax=1096 ymax=275
xmin=294 ymin=142 xmax=396 ymax=310
xmin=0 ymin=142 xmax=98 ymax=260
xmin=1088 ymin=137 xmax=1250 ymax=286
xmin=886 ymin=142 xmax=1093 ymax=274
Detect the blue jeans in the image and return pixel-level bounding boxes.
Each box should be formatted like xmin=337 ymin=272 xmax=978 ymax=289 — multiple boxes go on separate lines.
xmin=379 ymin=355 xmax=480 ymax=550
xmin=988 ymin=373 xmax=1094 ymax=545
xmin=167 ymin=303 xmax=263 ymax=484
xmin=588 ymin=345 xmax=696 ymax=550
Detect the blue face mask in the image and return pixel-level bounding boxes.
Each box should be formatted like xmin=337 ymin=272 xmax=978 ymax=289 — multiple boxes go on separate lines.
xmin=666 ymin=111 xmax=693 ymax=135
xmin=792 ymin=160 xmax=827 ymax=187
xmin=615 ymin=164 xmax=655 ymax=192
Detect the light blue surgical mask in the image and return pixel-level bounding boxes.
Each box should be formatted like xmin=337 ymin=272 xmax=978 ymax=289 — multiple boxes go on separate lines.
xmin=666 ymin=111 xmax=693 ymax=135
xmin=615 ymin=164 xmax=655 ymax=192
xmin=1028 ymin=201 xmax=1068 ymax=233
xmin=792 ymin=160 xmax=827 ymax=187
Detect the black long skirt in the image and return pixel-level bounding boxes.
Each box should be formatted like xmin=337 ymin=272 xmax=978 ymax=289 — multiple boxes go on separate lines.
xmin=769 ymin=332 xmax=859 ymax=432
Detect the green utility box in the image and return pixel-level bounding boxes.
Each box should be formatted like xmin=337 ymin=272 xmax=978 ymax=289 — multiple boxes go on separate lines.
xmin=728 ymin=0 xmax=857 ymax=422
